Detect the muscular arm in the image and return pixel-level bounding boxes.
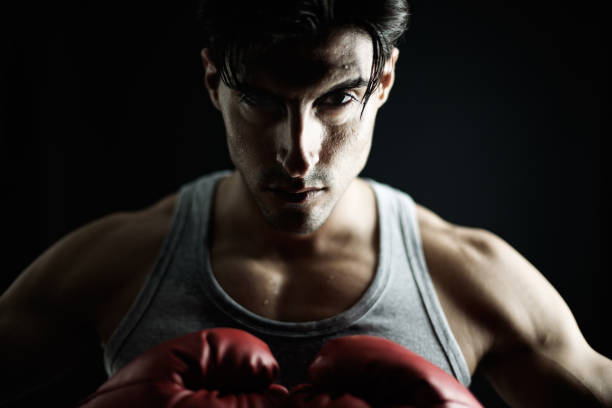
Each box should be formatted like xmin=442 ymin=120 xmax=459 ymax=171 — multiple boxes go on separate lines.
xmin=0 ymin=213 xmax=129 ymax=406
xmin=0 ymin=197 xmax=173 ymax=406
xmin=419 ymin=209 xmax=612 ymax=407
xmin=483 ymin=334 xmax=611 ymax=407
xmin=0 ymin=294 xmax=102 ymax=406
xmin=470 ymin=230 xmax=612 ymax=407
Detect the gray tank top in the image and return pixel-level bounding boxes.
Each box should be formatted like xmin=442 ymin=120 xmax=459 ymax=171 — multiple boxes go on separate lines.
xmin=102 ymin=170 xmax=471 ymax=387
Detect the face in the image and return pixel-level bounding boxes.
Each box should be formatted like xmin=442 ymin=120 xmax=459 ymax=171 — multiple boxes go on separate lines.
xmin=202 ymin=28 xmax=397 ymax=234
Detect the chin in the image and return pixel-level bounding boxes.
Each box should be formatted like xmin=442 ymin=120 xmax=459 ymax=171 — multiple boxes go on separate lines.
xmin=255 ymin=194 xmax=334 ymax=234
xmin=248 ymin=185 xmax=333 ymax=234
xmin=264 ymin=209 xmax=326 ymax=234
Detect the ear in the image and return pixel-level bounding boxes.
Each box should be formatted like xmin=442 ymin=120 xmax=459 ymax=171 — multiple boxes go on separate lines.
xmin=201 ymin=48 xmax=222 ymax=111
xmin=375 ymin=47 xmax=399 ymax=105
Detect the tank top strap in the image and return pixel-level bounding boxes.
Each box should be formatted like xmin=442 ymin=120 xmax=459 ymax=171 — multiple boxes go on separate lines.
xmin=385 ymin=183 xmax=471 ymax=386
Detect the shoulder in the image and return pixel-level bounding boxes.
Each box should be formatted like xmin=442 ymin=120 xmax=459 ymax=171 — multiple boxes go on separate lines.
xmin=0 ymin=193 xmax=179 ymax=396
xmin=1 ymin=193 xmax=178 ymax=328
xmin=414 ymin=204 xmax=586 ymax=367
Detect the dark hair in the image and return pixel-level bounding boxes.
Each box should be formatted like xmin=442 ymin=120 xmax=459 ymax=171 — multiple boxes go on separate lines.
xmin=197 ymin=0 xmax=410 ymax=108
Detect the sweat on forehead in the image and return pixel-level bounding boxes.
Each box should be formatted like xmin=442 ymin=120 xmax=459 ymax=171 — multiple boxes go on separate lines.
xmin=236 ymin=28 xmax=374 ymax=90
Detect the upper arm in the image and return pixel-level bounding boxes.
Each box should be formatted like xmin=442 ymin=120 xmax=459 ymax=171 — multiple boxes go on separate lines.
xmin=1 ymin=192 xmax=176 ymax=337
xmin=0 ymin=208 xmax=161 ymax=405
xmin=0 ymin=213 xmax=130 ymax=390
xmin=475 ymin=232 xmax=612 ymax=406
xmin=0 ymin=194 xmax=176 ymax=404
xmin=447 ymin=227 xmax=612 ymax=407
xmin=417 ymin=206 xmax=611 ymax=407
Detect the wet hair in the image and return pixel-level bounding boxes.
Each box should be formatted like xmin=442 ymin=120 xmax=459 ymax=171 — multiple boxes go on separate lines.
xmin=197 ymin=0 xmax=410 ymax=108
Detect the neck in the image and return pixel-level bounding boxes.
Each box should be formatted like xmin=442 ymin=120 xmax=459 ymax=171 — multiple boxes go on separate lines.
xmin=211 ymin=171 xmax=377 ymax=259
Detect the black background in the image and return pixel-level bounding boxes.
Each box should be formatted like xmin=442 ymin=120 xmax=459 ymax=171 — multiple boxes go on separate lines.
xmin=0 ymin=0 xmax=607 ymax=406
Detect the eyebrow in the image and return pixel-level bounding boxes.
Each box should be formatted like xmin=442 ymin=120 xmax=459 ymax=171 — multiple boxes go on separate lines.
xmin=324 ymin=77 xmax=369 ymax=95
xmin=236 ymin=76 xmax=369 ymax=101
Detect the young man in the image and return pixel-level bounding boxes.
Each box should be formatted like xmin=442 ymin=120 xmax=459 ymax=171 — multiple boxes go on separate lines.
xmin=1 ymin=1 xmax=610 ymax=406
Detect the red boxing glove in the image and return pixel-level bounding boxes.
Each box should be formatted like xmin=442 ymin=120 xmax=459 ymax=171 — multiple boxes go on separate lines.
xmin=290 ymin=335 xmax=483 ymax=408
xmin=78 ymin=328 xmax=289 ymax=408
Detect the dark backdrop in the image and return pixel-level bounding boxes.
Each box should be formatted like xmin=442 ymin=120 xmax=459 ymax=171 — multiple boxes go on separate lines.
xmin=0 ymin=0 xmax=607 ymax=406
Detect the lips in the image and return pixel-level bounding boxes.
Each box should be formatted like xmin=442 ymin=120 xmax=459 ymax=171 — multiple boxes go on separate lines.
xmin=281 ymin=187 xmax=322 ymax=194
xmin=267 ymin=187 xmax=325 ymax=203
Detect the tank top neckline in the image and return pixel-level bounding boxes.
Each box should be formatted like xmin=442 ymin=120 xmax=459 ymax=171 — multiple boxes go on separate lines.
xmin=197 ymin=171 xmax=392 ymax=337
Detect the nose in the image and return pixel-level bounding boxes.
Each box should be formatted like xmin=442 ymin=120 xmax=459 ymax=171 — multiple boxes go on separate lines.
xmin=276 ymin=107 xmax=323 ymax=178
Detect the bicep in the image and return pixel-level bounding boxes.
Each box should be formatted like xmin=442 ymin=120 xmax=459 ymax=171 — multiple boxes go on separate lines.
xmin=0 ymin=214 xmax=130 ymax=402
xmin=482 ymin=338 xmax=612 ymax=407
xmin=419 ymin=213 xmax=611 ymax=406
xmin=0 ymin=295 xmax=100 ymax=404
xmin=1 ymin=261 xmax=93 ymax=372
xmin=465 ymin=231 xmax=612 ymax=407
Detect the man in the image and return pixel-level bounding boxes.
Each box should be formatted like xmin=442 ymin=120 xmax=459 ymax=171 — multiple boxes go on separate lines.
xmin=1 ymin=0 xmax=610 ymax=406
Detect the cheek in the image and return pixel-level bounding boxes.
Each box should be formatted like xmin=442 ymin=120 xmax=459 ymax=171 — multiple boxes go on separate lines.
xmin=223 ymin=104 xmax=268 ymax=167
xmin=323 ymin=117 xmax=373 ymax=171
xmin=218 ymin=88 xmax=256 ymax=164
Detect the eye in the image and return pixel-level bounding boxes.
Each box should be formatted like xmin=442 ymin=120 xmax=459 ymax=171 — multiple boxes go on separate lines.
xmin=318 ymin=92 xmax=358 ymax=108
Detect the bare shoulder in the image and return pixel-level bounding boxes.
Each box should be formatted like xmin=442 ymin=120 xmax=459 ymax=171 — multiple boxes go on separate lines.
xmin=416 ymin=204 xmax=612 ymax=406
xmin=0 ymin=193 xmax=178 ymax=396
xmin=414 ymin=204 xmax=588 ymax=368
xmin=1 ymin=192 xmax=178 ymax=331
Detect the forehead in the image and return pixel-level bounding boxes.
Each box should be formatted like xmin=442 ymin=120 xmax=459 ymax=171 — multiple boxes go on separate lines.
xmin=240 ymin=28 xmax=374 ymax=91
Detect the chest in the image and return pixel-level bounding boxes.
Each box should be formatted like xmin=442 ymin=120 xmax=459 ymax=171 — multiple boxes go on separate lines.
xmin=210 ymin=247 xmax=377 ymax=322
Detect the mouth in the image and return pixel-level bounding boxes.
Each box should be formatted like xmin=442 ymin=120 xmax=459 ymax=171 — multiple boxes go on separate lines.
xmin=266 ymin=187 xmax=326 ymax=204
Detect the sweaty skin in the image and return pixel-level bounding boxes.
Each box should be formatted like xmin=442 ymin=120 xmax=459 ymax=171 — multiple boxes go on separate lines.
xmin=204 ymin=29 xmax=385 ymax=322
xmin=1 ymin=28 xmax=611 ymax=407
